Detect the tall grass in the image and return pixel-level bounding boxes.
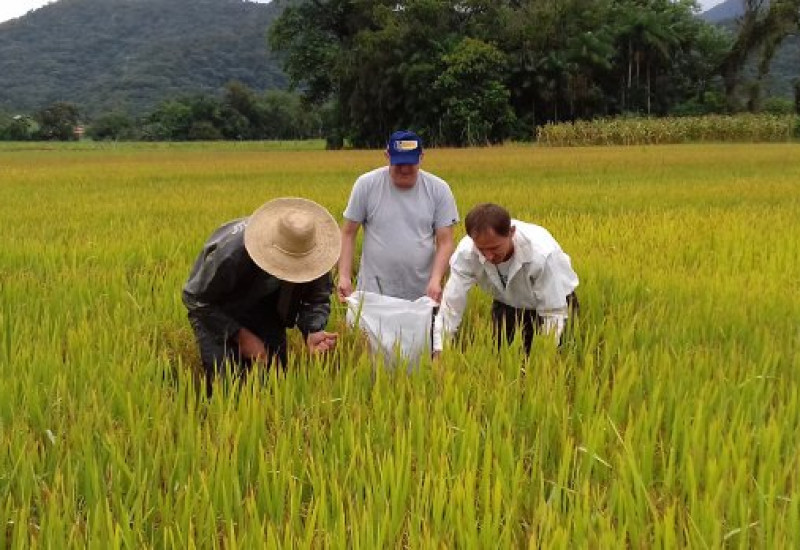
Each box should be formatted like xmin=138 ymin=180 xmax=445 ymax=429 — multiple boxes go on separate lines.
xmin=537 ymin=114 xmax=798 ymax=146
xmin=1 ymin=142 xmax=799 ymax=547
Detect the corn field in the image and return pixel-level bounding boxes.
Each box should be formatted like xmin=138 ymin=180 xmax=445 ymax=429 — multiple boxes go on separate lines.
xmin=537 ymin=114 xmax=799 ymax=146
xmin=1 ymin=141 xmax=799 ymax=547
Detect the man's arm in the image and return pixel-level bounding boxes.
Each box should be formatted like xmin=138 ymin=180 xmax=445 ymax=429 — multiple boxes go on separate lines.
xmin=426 ymin=225 xmax=456 ymax=303
xmin=182 ymin=242 xmax=244 ymax=341
xmin=296 ymin=273 xmax=334 ymax=336
xmin=182 ymin=240 xmax=274 ymax=360
xmin=337 ymin=220 xmax=361 ymax=301
xmin=432 ymin=249 xmax=476 ymax=353
xmin=532 ymin=250 xmax=579 ymax=343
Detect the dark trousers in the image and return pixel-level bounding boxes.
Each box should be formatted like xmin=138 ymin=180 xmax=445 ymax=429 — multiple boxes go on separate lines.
xmin=189 ymin=295 xmax=287 ymax=396
xmin=491 ymin=292 xmax=579 ymax=355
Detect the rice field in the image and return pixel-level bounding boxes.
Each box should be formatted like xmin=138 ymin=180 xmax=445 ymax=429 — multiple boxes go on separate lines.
xmin=1 ymin=141 xmax=799 ymax=547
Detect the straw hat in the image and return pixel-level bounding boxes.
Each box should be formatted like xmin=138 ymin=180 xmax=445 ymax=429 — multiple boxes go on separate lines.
xmin=244 ymin=197 xmax=340 ymax=283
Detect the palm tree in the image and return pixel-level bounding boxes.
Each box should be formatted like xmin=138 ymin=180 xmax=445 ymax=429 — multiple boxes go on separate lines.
xmin=616 ymin=4 xmax=679 ymax=114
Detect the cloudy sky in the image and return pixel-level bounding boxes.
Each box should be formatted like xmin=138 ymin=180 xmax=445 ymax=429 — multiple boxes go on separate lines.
xmin=0 ymin=0 xmax=726 ymax=25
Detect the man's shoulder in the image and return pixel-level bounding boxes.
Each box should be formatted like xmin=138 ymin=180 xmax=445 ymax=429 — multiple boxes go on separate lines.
xmin=514 ymin=219 xmax=555 ymax=238
xmin=419 ymin=169 xmax=451 ymax=189
xmin=208 ymin=218 xmax=248 ymax=243
xmin=418 ymin=171 xmax=456 ymax=209
xmin=455 ymin=234 xmax=477 ymax=257
xmin=199 ymin=218 xmax=249 ymax=260
xmin=355 ymin=166 xmax=390 ymax=186
xmin=449 ymin=235 xmax=482 ymax=271
xmin=513 ymin=220 xmax=560 ymax=256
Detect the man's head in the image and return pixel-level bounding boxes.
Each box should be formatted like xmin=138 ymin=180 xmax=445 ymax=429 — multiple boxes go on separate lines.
xmin=244 ymin=198 xmax=341 ymax=283
xmin=385 ymin=130 xmax=423 ymax=189
xmin=465 ymin=203 xmax=516 ymax=264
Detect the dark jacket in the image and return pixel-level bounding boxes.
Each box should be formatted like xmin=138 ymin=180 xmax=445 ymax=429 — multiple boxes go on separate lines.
xmin=182 ymin=218 xmax=332 ymax=341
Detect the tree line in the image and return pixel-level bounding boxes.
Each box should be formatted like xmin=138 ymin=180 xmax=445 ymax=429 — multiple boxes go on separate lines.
xmin=269 ymin=0 xmax=800 ymax=147
xmin=2 ymin=0 xmax=799 ymax=146
xmin=0 ymin=82 xmax=326 ymax=142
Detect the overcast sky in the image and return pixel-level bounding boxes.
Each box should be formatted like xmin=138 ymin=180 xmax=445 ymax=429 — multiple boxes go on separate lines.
xmin=0 ymin=0 xmax=726 ymax=25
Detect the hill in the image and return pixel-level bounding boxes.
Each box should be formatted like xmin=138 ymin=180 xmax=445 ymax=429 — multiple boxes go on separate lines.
xmin=0 ymin=0 xmax=287 ymax=117
xmin=700 ymin=0 xmax=748 ymax=23
xmin=701 ymin=0 xmax=796 ymax=99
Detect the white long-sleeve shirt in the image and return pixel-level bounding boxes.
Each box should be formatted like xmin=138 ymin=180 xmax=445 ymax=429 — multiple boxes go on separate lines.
xmin=433 ymin=220 xmax=579 ymax=351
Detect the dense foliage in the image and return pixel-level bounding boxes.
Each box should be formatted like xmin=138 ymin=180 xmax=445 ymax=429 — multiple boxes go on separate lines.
xmin=1 ymin=0 xmax=798 ymax=145
xmin=719 ymin=0 xmax=800 ymax=111
xmin=0 ymin=82 xmax=325 ymax=142
xmin=139 ymin=82 xmax=324 ymax=141
xmin=269 ymin=0 xmax=793 ymax=146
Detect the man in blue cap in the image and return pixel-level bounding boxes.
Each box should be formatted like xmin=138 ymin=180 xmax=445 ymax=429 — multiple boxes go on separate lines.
xmin=338 ymin=130 xmax=459 ymax=303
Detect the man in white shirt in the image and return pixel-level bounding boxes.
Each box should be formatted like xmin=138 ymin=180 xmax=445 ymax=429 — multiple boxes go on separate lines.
xmin=433 ymin=203 xmax=579 ymax=356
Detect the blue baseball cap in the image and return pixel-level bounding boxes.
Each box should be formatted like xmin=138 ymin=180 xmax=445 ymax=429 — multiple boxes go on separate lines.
xmin=387 ymin=130 xmax=423 ymax=165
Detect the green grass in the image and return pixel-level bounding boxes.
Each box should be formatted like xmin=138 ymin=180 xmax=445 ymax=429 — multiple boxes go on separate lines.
xmin=1 ymin=142 xmax=799 ymax=547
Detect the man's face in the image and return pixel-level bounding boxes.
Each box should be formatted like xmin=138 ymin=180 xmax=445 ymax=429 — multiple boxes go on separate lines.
xmin=385 ymin=151 xmax=422 ymax=189
xmin=472 ymin=227 xmax=515 ymax=264
xmin=389 ymin=163 xmax=420 ymax=188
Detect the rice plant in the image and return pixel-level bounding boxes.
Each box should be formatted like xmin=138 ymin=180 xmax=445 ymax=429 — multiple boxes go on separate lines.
xmin=1 ymin=141 xmax=799 ymax=547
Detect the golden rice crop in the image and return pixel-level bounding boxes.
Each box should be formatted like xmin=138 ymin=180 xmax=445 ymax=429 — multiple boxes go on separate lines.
xmin=1 ymin=141 xmax=799 ymax=547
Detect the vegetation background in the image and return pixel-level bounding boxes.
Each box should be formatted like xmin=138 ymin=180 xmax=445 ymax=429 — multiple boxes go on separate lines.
xmin=1 ymin=0 xmax=799 ymax=145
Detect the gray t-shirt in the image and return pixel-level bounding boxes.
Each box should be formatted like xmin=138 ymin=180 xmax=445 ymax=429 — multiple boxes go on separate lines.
xmin=343 ymin=166 xmax=459 ymax=300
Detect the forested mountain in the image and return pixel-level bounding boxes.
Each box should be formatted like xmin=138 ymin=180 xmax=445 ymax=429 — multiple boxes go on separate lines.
xmin=701 ymin=0 xmax=749 ymax=23
xmin=0 ymin=0 xmax=286 ymax=116
xmin=701 ymin=0 xmax=797 ymax=99
xmin=767 ymin=36 xmax=799 ymax=96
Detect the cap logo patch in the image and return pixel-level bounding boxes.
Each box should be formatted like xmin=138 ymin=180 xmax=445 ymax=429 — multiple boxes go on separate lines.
xmin=394 ymin=140 xmax=419 ymax=152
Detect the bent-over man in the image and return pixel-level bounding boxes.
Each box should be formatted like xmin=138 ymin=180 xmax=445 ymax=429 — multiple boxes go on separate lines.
xmin=183 ymin=198 xmax=340 ymax=392
xmin=433 ymin=203 xmax=579 ymax=356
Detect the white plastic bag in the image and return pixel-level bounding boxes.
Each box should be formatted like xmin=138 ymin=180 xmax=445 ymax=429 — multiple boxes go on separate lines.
xmin=345 ymin=291 xmax=437 ymax=370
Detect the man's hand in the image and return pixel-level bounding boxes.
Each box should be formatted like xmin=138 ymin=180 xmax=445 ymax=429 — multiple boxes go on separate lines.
xmin=336 ymin=277 xmax=353 ymax=303
xmin=237 ymin=328 xmax=267 ymax=361
xmin=307 ymin=331 xmax=338 ymax=353
xmin=426 ymin=280 xmax=442 ymax=303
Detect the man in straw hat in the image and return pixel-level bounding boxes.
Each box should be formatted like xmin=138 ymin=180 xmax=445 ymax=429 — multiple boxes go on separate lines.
xmin=183 ymin=198 xmax=340 ymax=390
xmin=338 ymin=129 xmax=459 ymax=303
